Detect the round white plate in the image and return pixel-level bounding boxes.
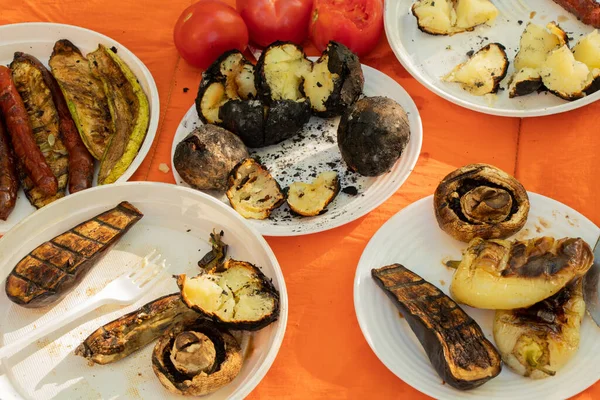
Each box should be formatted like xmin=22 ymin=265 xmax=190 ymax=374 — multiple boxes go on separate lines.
xmin=0 ymin=22 xmax=160 ymax=234
xmin=172 ymin=62 xmax=423 ymax=236
xmin=385 ymin=0 xmax=600 ymax=117
xmin=354 ymin=193 xmax=600 ymax=399
xmin=0 ymin=182 xmax=287 ymax=400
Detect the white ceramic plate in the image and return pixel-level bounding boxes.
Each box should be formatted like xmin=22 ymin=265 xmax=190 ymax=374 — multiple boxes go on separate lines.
xmin=385 ymin=0 xmax=600 ymax=117
xmin=0 ymin=22 xmax=160 ymax=234
xmin=354 ymin=193 xmax=600 ymax=400
xmin=172 ymin=62 xmax=423 ymax=236
xmin=0 ymin=182 xmax=287 ymax=400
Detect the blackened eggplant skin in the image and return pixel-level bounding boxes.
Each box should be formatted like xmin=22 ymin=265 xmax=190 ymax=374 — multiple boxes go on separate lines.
xmin=4 ymin=201 xmax=143 ymax=308
xmin=372 ymin=264 xmax=502 ymax=390
xmin=264 ymin=99 xmax=311 ymax=146
xmin=219 ymin=99 xmax=265 ymax=148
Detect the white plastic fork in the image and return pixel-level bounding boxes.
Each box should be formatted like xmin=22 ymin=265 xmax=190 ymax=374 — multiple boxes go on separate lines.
xmin=0 ymin=250 xmax=169 ymax=360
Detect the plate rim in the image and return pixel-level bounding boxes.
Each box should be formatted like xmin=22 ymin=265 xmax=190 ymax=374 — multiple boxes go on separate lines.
xmin=0 ymin=181 xmax=288 ymax=400
xmin=354 ymin=192 xmax=600 ymax=399
xmin=383 ymin=0 xmax=600 ymax=118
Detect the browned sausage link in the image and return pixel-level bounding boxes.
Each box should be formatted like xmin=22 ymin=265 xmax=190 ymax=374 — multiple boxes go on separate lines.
xmin=0 ymin=66 xmax=58 ymax=196
xmin=552 ymin=0 xmax=600 ymax=27
xmin=13 ymin=53 xmax=95 ymax=194
xmin=0 ymin=117 xmax=18 ymax=220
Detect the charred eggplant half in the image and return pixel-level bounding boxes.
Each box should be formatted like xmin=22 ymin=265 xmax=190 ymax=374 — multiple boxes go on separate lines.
xmin=226 ymin=158 xmax=285 ymax=220
xmin=443 ymin=43 xmax=509 ymax=95
xmin=303 ymin=41 xmax=364 ymax=117
xmin=412 ymin=0 xmax=499 ymax=36
xmin=493 ymin=280 xmax=585 ymax=379
xmin=152 ymin=320 xmax=242 ymax=396
xmin=287 ymin=171 xmax=340 ymax=217
xmin=450 ymin=236 xmax=594 ymax=310
xmin=372 ymin=264 xmax=502 ymax=390
xmin=177 ymin=259 xmax=280 ymax=331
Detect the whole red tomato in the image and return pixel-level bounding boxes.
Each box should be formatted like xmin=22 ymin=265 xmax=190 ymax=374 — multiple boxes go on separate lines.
xmin=310 ymin=0 xmax=383 ymax=57
xmin=236 ymin=0 xmax=313 ymax=47
xmin=174 ymin=0 xmax=249 ymax=69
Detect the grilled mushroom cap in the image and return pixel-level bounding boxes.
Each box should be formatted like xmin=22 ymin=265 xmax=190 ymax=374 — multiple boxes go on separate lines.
xmin=434 ymin=163 xmax=529 ymax=242
xmin=152 ymin=320 xmax=242 ymax=396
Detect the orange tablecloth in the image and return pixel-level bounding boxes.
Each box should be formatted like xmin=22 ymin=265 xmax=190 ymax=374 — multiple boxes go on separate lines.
xmin=2 ymin=1 xmax=599 ymax=398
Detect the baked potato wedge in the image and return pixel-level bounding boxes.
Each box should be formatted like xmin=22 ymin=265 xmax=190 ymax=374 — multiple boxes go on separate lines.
xmin=412 ymin=0 xmax=498 ymax=36
xmin=514 ymin=22 xmax=568 ymax=72
xmin=573 ymin=30 xmax=600 ymax=69
xmin=540 ymin=45 xmax=596 ymax=100
xmin=508 ymin=68 xmax=543 ymax=98
xmin=287 ymin=171 xmax=340 ymax=217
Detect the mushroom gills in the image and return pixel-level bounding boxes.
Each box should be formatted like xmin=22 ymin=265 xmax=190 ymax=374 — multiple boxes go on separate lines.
xmin=287 ymin=171 xmax=340 ymax=217
xmin=443 ymin=43 xmax=508 ymax=95
xmin=412 ymin=0 xmax=498 ymax=35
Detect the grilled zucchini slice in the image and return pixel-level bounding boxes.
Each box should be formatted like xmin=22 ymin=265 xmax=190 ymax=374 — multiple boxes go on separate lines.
xmin=287 ymin=171 xmax=340 ymax=217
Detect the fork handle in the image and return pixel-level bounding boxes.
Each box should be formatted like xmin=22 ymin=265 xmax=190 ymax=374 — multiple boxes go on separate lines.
xmin=0 ymin=296 xmax=109 ymax=360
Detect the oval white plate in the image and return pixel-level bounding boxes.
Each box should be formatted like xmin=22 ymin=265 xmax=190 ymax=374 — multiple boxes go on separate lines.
xmin=172 ymin=62 xmax=423 ymax=236
xmin=0 ymin=182 xmax=287 ymax=400
xmin=354 ymin=193 xmax=600 ymax=399
xmin=385 ymin=0 xmax=600 ymax=117
xmin=0 ymin=22 xmax=160 ymax=234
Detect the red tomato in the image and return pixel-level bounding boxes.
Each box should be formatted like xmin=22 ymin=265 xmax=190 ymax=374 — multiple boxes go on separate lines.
xmin=236 ymin=0 xmax=313 ymax=47
xmin=309 ymin=0 xmax=383 ymax=57
xmin=174 ymin=0 xmax=249 ymax=69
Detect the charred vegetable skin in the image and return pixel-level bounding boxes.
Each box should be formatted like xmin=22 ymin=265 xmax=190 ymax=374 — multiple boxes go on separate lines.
xmin=372 ymin=264 xmax=502 ymax=390
xmin=434 ymin=164 xmax=530 ymax=242
xmin=0 ymin=117 xmax=18 ymax=220
xmin=5 ymin=201 xmax=143 ymax=308
xmin=152 ymin=320 xmax=242 ymax=396
xmin=76 ymin=293 xmax=199 ymax=364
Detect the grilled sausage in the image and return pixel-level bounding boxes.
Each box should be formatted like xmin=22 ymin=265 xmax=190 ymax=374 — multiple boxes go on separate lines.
xmin=0 ymin=66 xmax=57 ymax=196
xmin=553 ymin=0 xmax=600 ymax=27
xmin=0 ymin=117 xmax=18 ymax=220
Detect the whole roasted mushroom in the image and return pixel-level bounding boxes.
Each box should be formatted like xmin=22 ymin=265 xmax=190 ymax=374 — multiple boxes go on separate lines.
xmin=434 ymin=163 xmax=530 ymax=242
xmin=152 ymin=320 xmax=242 ymax=396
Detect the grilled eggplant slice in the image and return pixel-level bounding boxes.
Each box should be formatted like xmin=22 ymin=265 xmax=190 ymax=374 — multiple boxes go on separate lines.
xmin=303 ymin=41 xmax=364 ymax=117
xmin=508 ymin=68 xmax=543 ymax=98
xmin=177 ymin=259 xmax=280 ymax=331
xmin=540 ymin=45 xmax=597 ymax=100
xmin=450 ymin=237 xmax=594 ymax=310
xmin=152 ymin=320 xmax=242 ymax=396
xmin=443 ymin=43 xmax=509 ymax=95
xmin=173 ymin=125 xmax=249 ymax=191
xmin=4 ymin=201 xmax=143 ymax=308
xmin=287 ymin=171 xmax=340 ymax=217
xmin=412 ymin=0 xmax=498 ymax=36
xmin=372 ymin=264 xmax=502 ymax=390
xmin=49 ymin=40 xmax=113 ymax=160
xmin=493 ymin=280 xmax=585 ymax=379
xmin=89 ymin=45 xmax=150 ymax=185
xmin=10 ymin=52 xmax=68 ymax=208
xmin=76 ymin=293 xmax=199 ymax=364
xmin=226 ymin=158 xmax=285 ymax=219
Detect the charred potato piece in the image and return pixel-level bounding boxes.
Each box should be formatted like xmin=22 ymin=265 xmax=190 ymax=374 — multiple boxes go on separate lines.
xmin=573 ymin=30 xmax=600 ymax=69
xmin=450 ymin=237 xmax=594 ymax=310
xmin=303 ymin=41 xmax=364 ymax=117
xmin=337 ymin=96 xmax=410 ymax=177
xmin=412 ymin=0 xmax=498 ymax=36
xmin=443 ymin=43 xmax=508 ymax=95
xmin=173 ymin=125 xmax=249 ymax=191
xmin=219 ymin=99 xmax=265 ymax=148
xmin=287 ymin=171 xmax=340 ymax=217
xmin=540 ymin=45 xmax=596 ymax=100
xmin=152 ymin=320 xmax=242 ymax=396
xmin=226 ymin=158 xmax=285 ymax=219
xmin=509 ymin=68 xmax=543 ymax=98
xmin=514 ymin=23 xmax=568 ymax=72
xmin=177 ymin=259 xmax=280 ymax=331
xmin=263 ymin=99 xmax=311 ymax=146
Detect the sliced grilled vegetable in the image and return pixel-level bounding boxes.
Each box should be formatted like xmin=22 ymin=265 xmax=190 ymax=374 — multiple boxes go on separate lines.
xmin=49 ymin=39 xmax=113 ymax=160
xmin=450 ymin=237 xmax=594 ymax=310
xmin=434 ymin=163 xmax=530 ymax=242
xmin=540 ymin=45 xmax=596 ymax=100
xmin=287 ymin=171 xmax=340 ymax=217
xmin=152 ymin=320 xmax=242 ymax=396
xmin=10 ymin=53 xmax=69 ymax=208
xmin=412 ymin=0 xmax=498 ymax=36
xmin=338 ymin=96 xmax=411 ymax=177
xmin=173 ymin=125 xmax=249 ymax=191
xmin=4 ymin=201 xmax=143 ymax=308
xmin=177 ymin=259 xmax=280 ymax=330
xmin=89 ymin=45 xmax=150 ymax=185
xmin=443 ymin=43 xmax=509 ymax=95
xmin=76 ymin=293 xmax=199 ymax=364
xmin=508 ymin=68 xmax=543 ymax=98
xmin=226 ymin=158 xmax=285 ymax=220
xmin=372 ymin=264 xmax=502 ymax=390
xmin=0 ymin=117 xmax=18 ymax=221
xmin=198 ymin=230 xmax=228 ymax=271
xmin=573 ymin=30 xmax=600 ymax=69
xmin=493 ymin=280 xmax=585 ymax=379
xmin=303 ymin=41 xmax=363 ymax=117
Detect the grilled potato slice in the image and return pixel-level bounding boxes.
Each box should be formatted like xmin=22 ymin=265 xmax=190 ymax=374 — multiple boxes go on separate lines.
xmin=177 ymin=259 xmax=280 ymax=331
xmin=287 ymin=171 xmax=340 ymax=217
xmin=514 ymin=23 xmax=568 ymax=72
xmin=412 ymin=0 xmax=498 ymax=35
xmin=454 ymin=0 xmax=499 ymax=30
xmin=540 ymin=45 xmax=596 ymax=100
xmin=573 ymin=30 xmax=600 ymax=69
xmin=443 ymin=43 xmax=509 ymax=95
xmin=226 ymin=158 xmax=285 ymax=220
